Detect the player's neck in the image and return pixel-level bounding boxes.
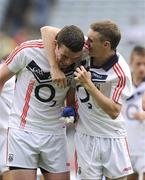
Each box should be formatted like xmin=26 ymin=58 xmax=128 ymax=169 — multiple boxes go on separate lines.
xmin=132 ymin=75 xmax=143 ymax=86
xmin=93 ymin=50 xmax=115 ymax=67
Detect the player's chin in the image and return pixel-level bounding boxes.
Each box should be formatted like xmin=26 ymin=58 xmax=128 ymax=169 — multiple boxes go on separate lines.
xmin=60 ymin=64 xmax=67 ymax=69
xmin=139 ymin=72 xmax=145 ymax=79
xmin=58 ymin=63 xmax=66 ymax=69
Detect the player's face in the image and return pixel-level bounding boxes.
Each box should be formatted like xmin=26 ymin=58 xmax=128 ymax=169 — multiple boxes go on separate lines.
xmin=86 ymin=29 xmax=108 ymax=58
xmin=131 ymin=54 xmax=145 ymax=79
xmin=55 ymin=44 xmax=82 ymax=69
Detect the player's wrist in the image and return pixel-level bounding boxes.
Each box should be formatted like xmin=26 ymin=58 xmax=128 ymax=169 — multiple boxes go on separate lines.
xmin=84 ymin=81 xmax=95 ymax=92
xmin=50 ymin=63 xmax=59 ymax=68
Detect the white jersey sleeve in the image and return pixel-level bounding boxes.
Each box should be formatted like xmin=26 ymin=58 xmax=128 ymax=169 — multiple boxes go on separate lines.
xmin=111 ymin=54 xmax=132 ymax=104
xmin=5 ymin=45 xmax=26 ymax=73
xmin=0 ymin=76 xmax=15 ymax=131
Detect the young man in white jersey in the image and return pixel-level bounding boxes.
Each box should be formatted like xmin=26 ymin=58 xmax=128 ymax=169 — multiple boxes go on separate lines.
xmin=0 ymin=59 xmax=15 ymax=180
xmin=40 ymin=20 xmax=133 ymax=180
xmin=0 ymin=25 xmax=85 ymax=180
xmin=122 ymin=46 xmax=145 ymax=180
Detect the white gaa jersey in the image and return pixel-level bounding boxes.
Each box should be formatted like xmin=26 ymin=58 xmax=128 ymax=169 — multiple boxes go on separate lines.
xmin=0 ymin=76 xmax=15 ymax=131
xmin=5 ymin=40 xmax=75 ymax=134
xmin=123 ymin=81 xmax=145 ymax=155
xmin=76 ymin=52 xmax=132 ymax=138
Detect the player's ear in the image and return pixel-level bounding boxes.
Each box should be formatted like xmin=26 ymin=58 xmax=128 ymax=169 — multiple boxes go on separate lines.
xmin=54 ymin=40 xmax=57 ymax=47
xmin=54 ymin=40 xmax=59 ymax=50
xmin=104 ymin=41 xmax=110 ymax=48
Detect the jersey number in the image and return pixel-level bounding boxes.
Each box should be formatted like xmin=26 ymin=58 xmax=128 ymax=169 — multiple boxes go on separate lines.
xmin=76 ymin=85 xmax=92 ymax=109
xmin=35 ymin=84 xmax=56 ymax=106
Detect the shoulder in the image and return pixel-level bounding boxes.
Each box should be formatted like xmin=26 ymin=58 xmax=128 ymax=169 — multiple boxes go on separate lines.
xmin=19 ymin=39 xmax=44 ymax=51
xmin=10 ymin=39 xmax=44 ymax=58
xmin=117 ymin=52 xmax=129 ymax=68
xmin=137 ymin=81 xmax=145 ymax=91
xmin=114 ymin=52 xmax=131 ymax=76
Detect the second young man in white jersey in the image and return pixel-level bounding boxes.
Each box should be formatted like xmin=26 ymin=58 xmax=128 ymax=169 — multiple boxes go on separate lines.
xmin=123 ymin=46 xmax=145 ymax=180
xmin=0 ymin=25 xmax=85 ymax=180
xmin=0 ymin=59 xmax=15 ymax=180
xmin=41 ymin=20 xmax=133 ymax=180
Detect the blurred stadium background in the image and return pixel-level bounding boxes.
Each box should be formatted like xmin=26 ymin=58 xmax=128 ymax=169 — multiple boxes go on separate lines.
xmin=0 ymin=0 xmax=145 ymax=60
xmin=0 ymin=0 xmax=145 ymax=179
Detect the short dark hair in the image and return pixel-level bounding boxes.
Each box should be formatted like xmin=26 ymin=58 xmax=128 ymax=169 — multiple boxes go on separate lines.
xmin=56 ymin=25 xmax=84 ymax=52
xmin=90 ymin=20 xmax=121 ymax=50
xmin=130 ymin=45 xmax=145 ymax=63
xmin=131 ymin=45 xmax=145 ymax=56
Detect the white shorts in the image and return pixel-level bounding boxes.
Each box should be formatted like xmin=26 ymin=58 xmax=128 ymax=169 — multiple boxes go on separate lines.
xmin=130 ymin=155 xmax=145 ymax=174
xmin=0 ymin=131 xmax=9 ymax=174
xmin=7 ymin=128 xmax=70 ymax=173
xmin=74 ymin=132 xmax=133 ymax=180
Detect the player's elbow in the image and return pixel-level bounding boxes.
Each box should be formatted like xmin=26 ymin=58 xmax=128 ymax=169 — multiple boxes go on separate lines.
xmin=109 ymin=111 xmax=120 ymax=119
xmin=108 ymin=104 xmax=122 ymax=119
xmin=142 ymin=101 xmax=145 ymax=111
xmin=0 ymin=81 xmax=5 ymax=92
xmin=143 ymin=105 xmax=145 ymax=111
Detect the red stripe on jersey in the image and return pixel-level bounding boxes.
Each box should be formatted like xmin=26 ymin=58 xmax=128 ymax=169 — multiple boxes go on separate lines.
xmin=75 ymin=94 xmax=78 ymax=113
xmin=22 ymin=40 xmax=43 ymax=45
xmin=74 ymin=149 xmax=78 ymax=176
xmin=5 ymin=42 xmax=44 ymax=65
xmin=112 ymin=63 xmax=126 ymax=102
xmin=112 ymin=64 xmax=122 ymax=101
xmin=115 ymin=63 xmax=126 ymax=101
xmin=6 ymin=128 xmax=9 ymax=164
xmin=20 ymin=80 xmax=35 ymax=128
xmin=125 ymin=137 xmax=131 ymax=157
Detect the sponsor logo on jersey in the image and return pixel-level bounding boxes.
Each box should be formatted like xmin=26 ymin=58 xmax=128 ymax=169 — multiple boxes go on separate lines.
xmin=123 ymin=166 xmax=132 ymax=172
xmin=26 ymin=60 xmax=75 ymax=84
xmin=78 ymin=166 xmax=81 ymax=175
xmin=27 ymin=60 xmax=51 ymax=83
xmin=91 ymin=71 xmax=107 ymax=82
xmin=8 ymin=153 xmax=14 ymax=162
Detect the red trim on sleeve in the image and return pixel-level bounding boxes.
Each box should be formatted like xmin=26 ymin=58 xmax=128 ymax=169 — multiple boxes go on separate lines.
xmin=5 ymin=42 xmax=44 ymax=65
xmin=112 ymin=63 xmax=126 ymax=102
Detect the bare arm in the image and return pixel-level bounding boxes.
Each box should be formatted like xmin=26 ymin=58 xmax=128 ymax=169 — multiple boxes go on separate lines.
xmin=142 ymin=92 xmax=145 ymax=111
xmin=133 ymin=111 xmax=145 ymax=121
xmin=74 ymin=66 xmax=121 ymax=119
xmin=40 ymin=26 xmax=67 ymax=88
xmin=132 ymin=91 xmax=145 ymax=120
xmin=0 ymin=63 xmax=15 ymax=93
xmin=41 ymin=26 xmax=60 ymax=66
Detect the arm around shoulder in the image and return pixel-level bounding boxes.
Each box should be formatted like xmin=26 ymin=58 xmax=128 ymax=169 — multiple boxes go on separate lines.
xmin=40 ymin=26 xmax=67 ymax=88
xmin=0 ymin=63 xmax=15 ymax=92
xmin=40 ymin=26 xmax=60 ymax=66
